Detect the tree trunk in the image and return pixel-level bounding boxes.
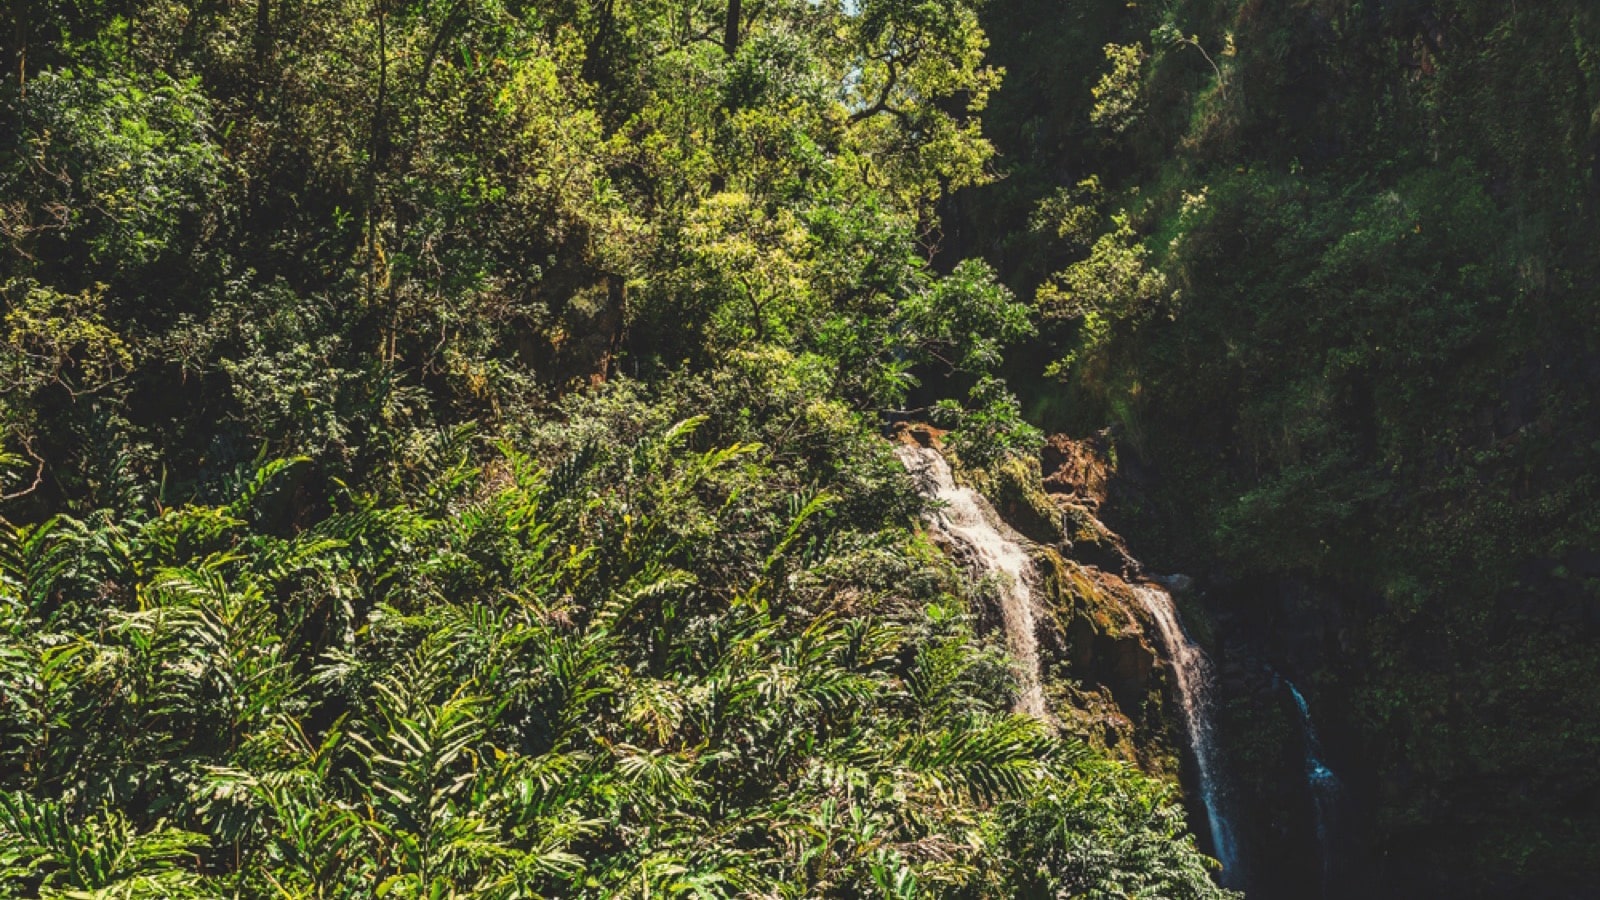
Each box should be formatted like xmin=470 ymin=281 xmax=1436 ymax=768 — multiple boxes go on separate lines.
xmin=583 ymin=0 xmax=616 ymax=83
xmin=367 ymin=0 xmax=388 ymax=308
xmin=724 ymin=0 xmax=741 ymax=56
xmin=254 ymin=0 xmax=271 ymax=67
xmin=8 ymin=0 xmax=27 ymax=94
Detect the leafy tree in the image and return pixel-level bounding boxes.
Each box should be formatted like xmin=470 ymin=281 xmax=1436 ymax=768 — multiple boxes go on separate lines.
xmin=0 ymin=0 xmax=1241 ymax=895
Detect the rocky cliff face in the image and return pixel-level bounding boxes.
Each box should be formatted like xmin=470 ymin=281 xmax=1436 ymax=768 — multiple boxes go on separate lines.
xmin=895 ymin=423 xmax=1241 ymax=841
xmin=938 ymin=423 xmax=1413 ymax=898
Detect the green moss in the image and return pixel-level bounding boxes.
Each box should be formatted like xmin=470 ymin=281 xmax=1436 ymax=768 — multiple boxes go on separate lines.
xmin=958 ymin=452 xmax=1066 ymax=545
xmin=1031 ymin=545 xmax=1177 ymax=775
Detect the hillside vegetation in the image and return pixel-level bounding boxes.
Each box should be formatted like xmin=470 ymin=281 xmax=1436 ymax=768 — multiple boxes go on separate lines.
xmin=6 ymin=0 xmax=1599 ymax=896
xmin=0 ymin=1 xmax=1237 ymax=897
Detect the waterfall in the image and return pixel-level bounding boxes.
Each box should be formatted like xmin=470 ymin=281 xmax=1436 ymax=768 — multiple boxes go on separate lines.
xmin=895 ymin=441 xmax=1240 ymax=883
xmin=895 ymin=444 xmax=1048 ymax=720
xmin=1286 ymin=680 xmax=1342 ymax=897
xmin=1132 ymin=584 xmax=1241 ymax=885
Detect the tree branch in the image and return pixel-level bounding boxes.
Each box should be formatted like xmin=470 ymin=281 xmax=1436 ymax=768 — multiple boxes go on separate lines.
xmin=1 ymin=435 xmax=45 ymax=502
xmin=849 ymin=57 xmax=908 ymax=123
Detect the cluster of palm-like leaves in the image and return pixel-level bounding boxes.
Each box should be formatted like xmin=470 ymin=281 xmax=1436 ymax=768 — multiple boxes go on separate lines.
xmin=0 ymin=409 xmax=1230 ymax=898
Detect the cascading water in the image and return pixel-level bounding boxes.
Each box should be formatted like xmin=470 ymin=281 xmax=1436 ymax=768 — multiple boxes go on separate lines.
xmin=896 ymin=442 xmax=1242 ymax=884
xmin=895 ymin=444 xmax=1048 ymax=720
xmin=1132 ymin=584 xmax=1241 ymax=885
xmin=1286 ymin=680 xmax=1342 ymax=897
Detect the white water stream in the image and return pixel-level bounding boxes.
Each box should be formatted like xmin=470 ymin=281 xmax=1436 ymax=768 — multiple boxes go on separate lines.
xmin=896 ymin=441 xmax=1242 ymax=885
xmin=1133 ymin=584 xmax=1241 ymax=884
xmin=1288 ymin=680 xmax=1342 ymax=897
xmin=896 ymin=444 xmax=1048 ymax=720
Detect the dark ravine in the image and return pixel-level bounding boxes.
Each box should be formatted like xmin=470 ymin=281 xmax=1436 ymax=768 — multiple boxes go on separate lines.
xmin=953 ymin=427 xmax=1422 ymax=897
xmin=955 ymin=2 xmax=1600 ymax=892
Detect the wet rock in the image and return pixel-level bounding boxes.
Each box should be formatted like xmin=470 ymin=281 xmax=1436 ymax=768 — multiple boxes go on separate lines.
xmin=1154 ymin=573 xmax=1196 ymax=595
xmin=1038 ymin=551 xmax=1161 ymax=726
xmin=888 ymin=421 xmax=946 ymax=448
xmin=1057 ymin=500 xmax=1137 ymax=575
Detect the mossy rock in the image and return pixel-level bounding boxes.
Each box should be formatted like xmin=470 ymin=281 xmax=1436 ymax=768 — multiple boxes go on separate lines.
xmin=960 ymin=453 xmax=1065 ymax=545
xmin=1058 ymin=500 xmax=1131 ymax=573
xmin=1039 ymin=549 xmax=1135 ymax=637
xmin=1034 ymin=546 xmax=1168 ymax=767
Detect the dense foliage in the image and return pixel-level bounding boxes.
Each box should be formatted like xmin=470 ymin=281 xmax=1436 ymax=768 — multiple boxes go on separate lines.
xmin=0 ymin=0 xmax=1022 ymax=494
xmin=0 ymin=0 xmax=1235 ymax=897
xmin=961 ymin=0 xmax=1600 ymax=894
xmin=0 ymin=380 xmax=1225 ymax=897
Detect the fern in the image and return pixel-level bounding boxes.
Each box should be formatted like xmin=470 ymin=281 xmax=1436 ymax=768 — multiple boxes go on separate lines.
xmin=0 ymin=412 xmax=1233 ymax=898
xmin=0 ymin=793 xmax=208 ymax=896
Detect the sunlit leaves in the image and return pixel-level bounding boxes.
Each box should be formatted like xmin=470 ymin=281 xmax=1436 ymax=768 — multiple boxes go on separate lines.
xmin=0 ymin=793 xmax=209 ymax=898
xmin=0 ymin=401 xmax=1230 ymax=897
xmin=0 ymin=69 xmax=222 ymax=276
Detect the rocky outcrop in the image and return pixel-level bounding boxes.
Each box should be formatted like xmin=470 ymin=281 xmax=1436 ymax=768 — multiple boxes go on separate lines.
xmin=1040 ymin=431 xmax=1115 ymax=510
xmin=1034 ymin=547 xmax=1165 ymax=765
xmin=894 ymin=423 xmax=1199 ymax=775
xmin=970 ymin=454 xmax=1068 ymax=546
xmin=1038 ymin=433 xmax=1140 ymax=576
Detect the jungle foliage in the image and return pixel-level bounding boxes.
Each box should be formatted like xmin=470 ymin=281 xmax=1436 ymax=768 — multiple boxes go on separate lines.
xmin=0 ymin=0 xmax=1233 ymax=896
xmin=960 ymin=0 xmax=1600 ymax=893
xmin=0 ymin=384 xmax=1226 ymax=897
